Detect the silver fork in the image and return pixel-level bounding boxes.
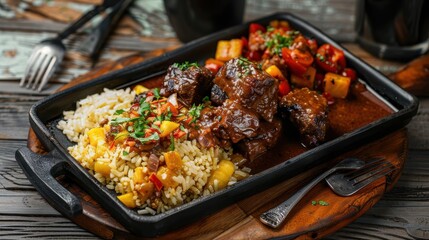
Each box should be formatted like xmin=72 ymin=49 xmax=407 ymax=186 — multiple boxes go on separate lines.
xmin=325 ymin=157 xmax=395 ymax=196
xmin=19 ymin=0 xmax=118 ymax=92
xmin=259 ymin=158 xmax=365 ymax=228
xmin=259 ymin=157 xmax=393 ymax=228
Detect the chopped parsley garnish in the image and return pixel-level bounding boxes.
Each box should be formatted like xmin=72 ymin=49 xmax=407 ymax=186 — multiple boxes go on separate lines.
xmin=153 ymin=88 xmax=161 ymax=99
xmin=169 ymin=135 xmax=175 ymax=151
xmin=110 ymin=117 xmax=139 ymax=125
xmin=114 ymin=109 xmax=125 ymax=115
xmin=164 ymin=110 xmax=172 ymax=121
xmin=173 ymin=61 xmax=199 ymax=71
xmin=151 ymin=124 xmax=160 ymax=131
xmin=237 ymin=57 xmax=252 ymax=66
xmin=122 ymin=151 xmax=129 ymax=156
xmin=133 ymin=118 xmax=149 ymax=135
xmin=316 ymin=53 xmax=325 ymax=62
xmin=189 ymin=103 xmax=204 ymax=123
xmin=138 ymin=101 xmax=151 ymax=116
xmin=290 ymin=30 xmax=300 ymax=37
xmin=312 ymin=200 xmax=329 ymax=206
xmin=202 ymin=96 xmax=210 ymax=102
xmin=237 ymin=57 xmax=253 ymax=77
xmin=130 ymin=133 xmax=160 ymax=144
xmin=265 ymin=33 xmax=294 ymax=55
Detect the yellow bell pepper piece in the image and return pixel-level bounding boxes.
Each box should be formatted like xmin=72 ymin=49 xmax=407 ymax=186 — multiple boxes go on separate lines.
xmin=159 ymin=121 xmax=180 ymax=137
xmin=133 ymin=167 xmax=145 ymax=184
xmin=94 ymin=161 xmax=110 ymax=177
xmin=133 ymin=85 xmax=149 ymax=95
xmin=164 ymin=151 xmax=183 ymax=171
xmin=269 ymin=20 xmax=289 ymax=29
xmin=324 ymin=72 xmax=351 ymax=99
xmin=95 ymin=144 xmax=107 ymax=158
xmin=137 ymin=182 xmax=154 ymax=203
xmin=206 ymin=160 xmax=235 ymax=191
xmin=156 ymin=166 xmax=178 ymax=188
xmin=265 ymin=65 xmax=286 ymax=81
xmin=87 ymin=128 xmax=105 ymax=147
xmin=215 ymin=39 xmax=243 ymax=62
xmin=117 ymin=192 xmax=136 ymax=208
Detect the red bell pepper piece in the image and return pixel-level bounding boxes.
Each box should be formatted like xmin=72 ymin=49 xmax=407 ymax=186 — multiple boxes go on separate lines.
xmin=245 ymin=50 xmax=262 ymax=61
xmin=149 ymin=173 xmax=163 ymax=191
xmin=281 ymin=47 xmax=313 ymax=76
xmin=278 ymin=80 xmax=291 ymax=97
xmin=204 ymin=58 xmax=224 ymax=74
xmin=342 ymin=68 xmax=357 ymax=83
xmin=315 ymin=43 xmax=346 ymax=73
xmin=249 ymin=23 xmax=266 ymax=34
xmin=241 ymin=36 xmax=249 ymax=48
xmin=173 ymin=128 xmax=186 ymax=139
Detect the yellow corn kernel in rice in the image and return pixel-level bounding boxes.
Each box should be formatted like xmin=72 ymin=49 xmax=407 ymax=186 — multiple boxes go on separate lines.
xmin=156 ymin=166 xmax=178 ymax=188
xmin=206 ymin=160 xmax=235 ymax=191
xmin=87 ymin=128 xmax=105 ymax=147
xmin=159 ymin=121 xmax=180 ymax=137
xmin=164 ymin=151 xmax=182 ymax=171
xmin=133 ymin=85 xmax=149 ymax=95
xmin=94 ymin=161 xmax=111 ymax=177
xmin=137 ymin=182 xmax=154 ymax=203
xmin=133 ymin=167 xmax=146 ymax=184
xmin=117 ymin=192 xmax=136 ymax=208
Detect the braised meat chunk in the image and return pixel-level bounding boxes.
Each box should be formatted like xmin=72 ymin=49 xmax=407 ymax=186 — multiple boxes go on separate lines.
xmin=210 ymin=84 xmax=228 ymax=106
xmin=216 ymin=100 xmax=261 ymax=143
xmin=197 ymin=100 xmax=260 ymax=145
xmin=280 ymin=88 xmax=328 ymax=147
xmin=236 ymin=118 xmax=283 ymax=161
xmin=161 ymin=63 xmax=213 ymax=107
xmin=213 ymin=58 xmax=279 ymax=122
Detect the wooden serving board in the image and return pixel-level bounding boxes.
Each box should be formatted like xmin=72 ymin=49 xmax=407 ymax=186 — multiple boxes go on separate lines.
xmin=27 ymin=50 xmax=409 ymax=239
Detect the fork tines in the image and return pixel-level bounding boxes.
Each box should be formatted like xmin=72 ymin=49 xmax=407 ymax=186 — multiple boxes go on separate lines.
xmin=346 ymin=157 xmax=395 ymax=188
xmin=20 ymin=46 xmax=59 ymax=91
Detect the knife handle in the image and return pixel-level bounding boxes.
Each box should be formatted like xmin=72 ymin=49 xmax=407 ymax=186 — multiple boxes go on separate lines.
xmin=80 ymin=0 xmax=135 ymax=63
xmin=15 ymin=147 xmax=82 ymax=218
xmin=57 ymin=0 xmax=117 ymax=40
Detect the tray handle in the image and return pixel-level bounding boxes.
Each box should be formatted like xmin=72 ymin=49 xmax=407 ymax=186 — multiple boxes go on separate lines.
xmin=15 ymin=147 xmax=82 ymax=217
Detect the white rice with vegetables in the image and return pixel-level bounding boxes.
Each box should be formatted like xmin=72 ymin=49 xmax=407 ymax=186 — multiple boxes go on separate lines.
xmin=57 ymin=87 xmax=250 ymax=214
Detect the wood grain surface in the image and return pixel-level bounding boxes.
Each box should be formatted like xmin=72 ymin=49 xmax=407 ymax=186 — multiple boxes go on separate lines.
xmin=1 ymin=0 xmax=429 ymax=239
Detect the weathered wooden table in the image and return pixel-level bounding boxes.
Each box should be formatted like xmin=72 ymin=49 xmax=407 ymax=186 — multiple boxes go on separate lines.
xmin=1 ymin=0 xmax=428 ymax=239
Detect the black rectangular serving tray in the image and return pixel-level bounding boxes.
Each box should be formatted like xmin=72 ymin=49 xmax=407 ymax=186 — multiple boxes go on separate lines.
xmin=15 ymin=12 xmax=418 ymax=237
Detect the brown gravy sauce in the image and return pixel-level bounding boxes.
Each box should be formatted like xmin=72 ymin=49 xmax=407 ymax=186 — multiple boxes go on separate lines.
xmin=137 ymin=76 xmax=394 ymax=174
